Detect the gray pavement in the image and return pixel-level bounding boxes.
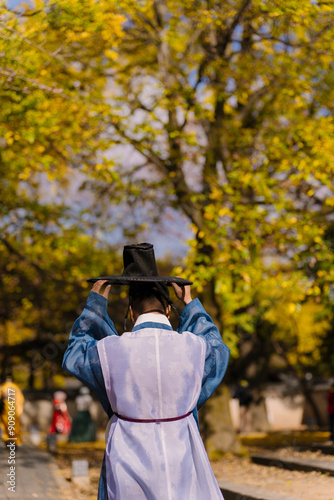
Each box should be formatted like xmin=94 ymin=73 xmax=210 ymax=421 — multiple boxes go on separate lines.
xmin=0 ymin=443 xmax=69 ymax=499
xmin=251 ymin=452 xmax=334 ymax=476
xmin=219 ymin=480 xmax=303 ymax=500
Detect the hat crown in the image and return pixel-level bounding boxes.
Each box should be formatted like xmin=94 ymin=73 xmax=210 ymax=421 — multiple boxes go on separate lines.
xmin=86 ymin=242 xmax=192 ymax=286
xmin=122 ymin=243 xmax=159 ymax=277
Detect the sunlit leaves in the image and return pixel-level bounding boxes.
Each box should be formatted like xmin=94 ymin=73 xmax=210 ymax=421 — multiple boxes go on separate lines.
xmin=0 ymin=0 xmax=127 ymax=385
xmin=2 ymin=0 xmax=334 ymax=381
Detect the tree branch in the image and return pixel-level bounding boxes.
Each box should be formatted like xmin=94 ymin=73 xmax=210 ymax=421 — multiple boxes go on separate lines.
xmin=217 ymin=0 xmax=253 ymax=56
xmin=0 ymin=21 xmax=70 ymax=68
xmin=0 ymin=236 xmax=49 ymax=277
xmin=0 ymin=68 xmax=69 ymax=97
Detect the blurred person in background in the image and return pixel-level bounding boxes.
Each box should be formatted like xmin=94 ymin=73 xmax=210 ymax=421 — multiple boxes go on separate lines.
xmin=48 ymin=390 xmax=71 ymax=435
xmin=233 ymin=380 xmax=253 ymax=433
xmin=0 ymin=372 xmax=24 ymax=447
xmin=69 ymin=386 xmax=96 ymax=443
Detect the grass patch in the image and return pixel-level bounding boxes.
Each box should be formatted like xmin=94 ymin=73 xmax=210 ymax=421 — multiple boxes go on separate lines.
xmin=240 ymin=430 xmax=330 ymax=448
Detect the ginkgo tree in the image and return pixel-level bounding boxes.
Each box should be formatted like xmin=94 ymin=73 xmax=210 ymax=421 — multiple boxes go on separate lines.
xmin=2 ymin=0 xmax=334 ymax=432
xmin=0 ymin=0 xmax=127 ymax=385
xmin=84 ymin=0 xmax=334 ymax=355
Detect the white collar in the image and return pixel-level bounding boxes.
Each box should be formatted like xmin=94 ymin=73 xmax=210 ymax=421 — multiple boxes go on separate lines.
xmin=134 ymin=312 xmax=171 ymax=328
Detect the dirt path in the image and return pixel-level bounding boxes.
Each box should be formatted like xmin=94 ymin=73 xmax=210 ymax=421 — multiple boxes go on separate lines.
xmin=52 ymin=441 xmax=334 ymax=500
xmin=211 ymin=452 xmax=334 ymax=500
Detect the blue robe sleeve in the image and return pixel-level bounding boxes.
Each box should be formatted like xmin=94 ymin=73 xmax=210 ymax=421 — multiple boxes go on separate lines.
xmin=62 ymin=291 xmax=118 ymax=418
xmin=178 ymin=298 xmax=230 ymax=410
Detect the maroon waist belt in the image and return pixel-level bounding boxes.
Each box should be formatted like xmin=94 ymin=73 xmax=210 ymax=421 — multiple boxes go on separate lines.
xmin=114 ymin=410 xmax=193 ymax=423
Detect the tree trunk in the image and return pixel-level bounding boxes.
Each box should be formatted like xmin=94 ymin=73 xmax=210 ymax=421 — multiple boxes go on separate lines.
xmin=299 ymin=377 xmax=325 ymax=427
xmin=272 ymin=340 xmax=325 ymax=427
xmin=29 ymin=356 xmax=35 ymax=390
xmin=200 ymin=385 xmax=242 ymax=458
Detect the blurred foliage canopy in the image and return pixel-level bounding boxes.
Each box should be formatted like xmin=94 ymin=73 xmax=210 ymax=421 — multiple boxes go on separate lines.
xmin=1 ymin=0 xmax=334 ymax=387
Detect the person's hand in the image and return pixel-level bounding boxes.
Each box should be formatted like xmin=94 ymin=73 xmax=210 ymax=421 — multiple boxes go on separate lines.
xmin=171 ymin=283 xmax=192 ymax=305
xmin=91 ymin=280 xmax=111 ymax=299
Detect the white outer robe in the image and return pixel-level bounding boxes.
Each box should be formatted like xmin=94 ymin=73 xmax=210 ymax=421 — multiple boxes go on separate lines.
xmin=97 ymin=312 xmax=224 ymax=500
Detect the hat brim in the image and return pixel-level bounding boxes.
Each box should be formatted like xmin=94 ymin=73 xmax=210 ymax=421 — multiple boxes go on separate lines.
xmin=86 ymin=276 xmax=192 ymax=286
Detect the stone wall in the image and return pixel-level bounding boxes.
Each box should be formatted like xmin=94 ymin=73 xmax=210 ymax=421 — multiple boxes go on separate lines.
xmin=230 ymin=383 xmax=331 ymax=431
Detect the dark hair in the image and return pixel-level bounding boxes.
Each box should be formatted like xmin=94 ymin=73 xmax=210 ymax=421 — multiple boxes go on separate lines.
xmin=1 ymin=369 xmax=12 ymax=384
xmin=129 ymin=283 xmax=170 ymax=316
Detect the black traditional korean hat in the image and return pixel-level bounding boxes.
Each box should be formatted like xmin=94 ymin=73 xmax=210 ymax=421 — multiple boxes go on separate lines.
xmin=87 ymin=242 xmax=192 ymax=286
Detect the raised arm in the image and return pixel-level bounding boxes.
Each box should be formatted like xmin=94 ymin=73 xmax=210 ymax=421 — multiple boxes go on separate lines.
xmin=62 ymin=281 xmax=117 ymax=417
xmin=172 ymin=284 xmax=230 ymax=410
